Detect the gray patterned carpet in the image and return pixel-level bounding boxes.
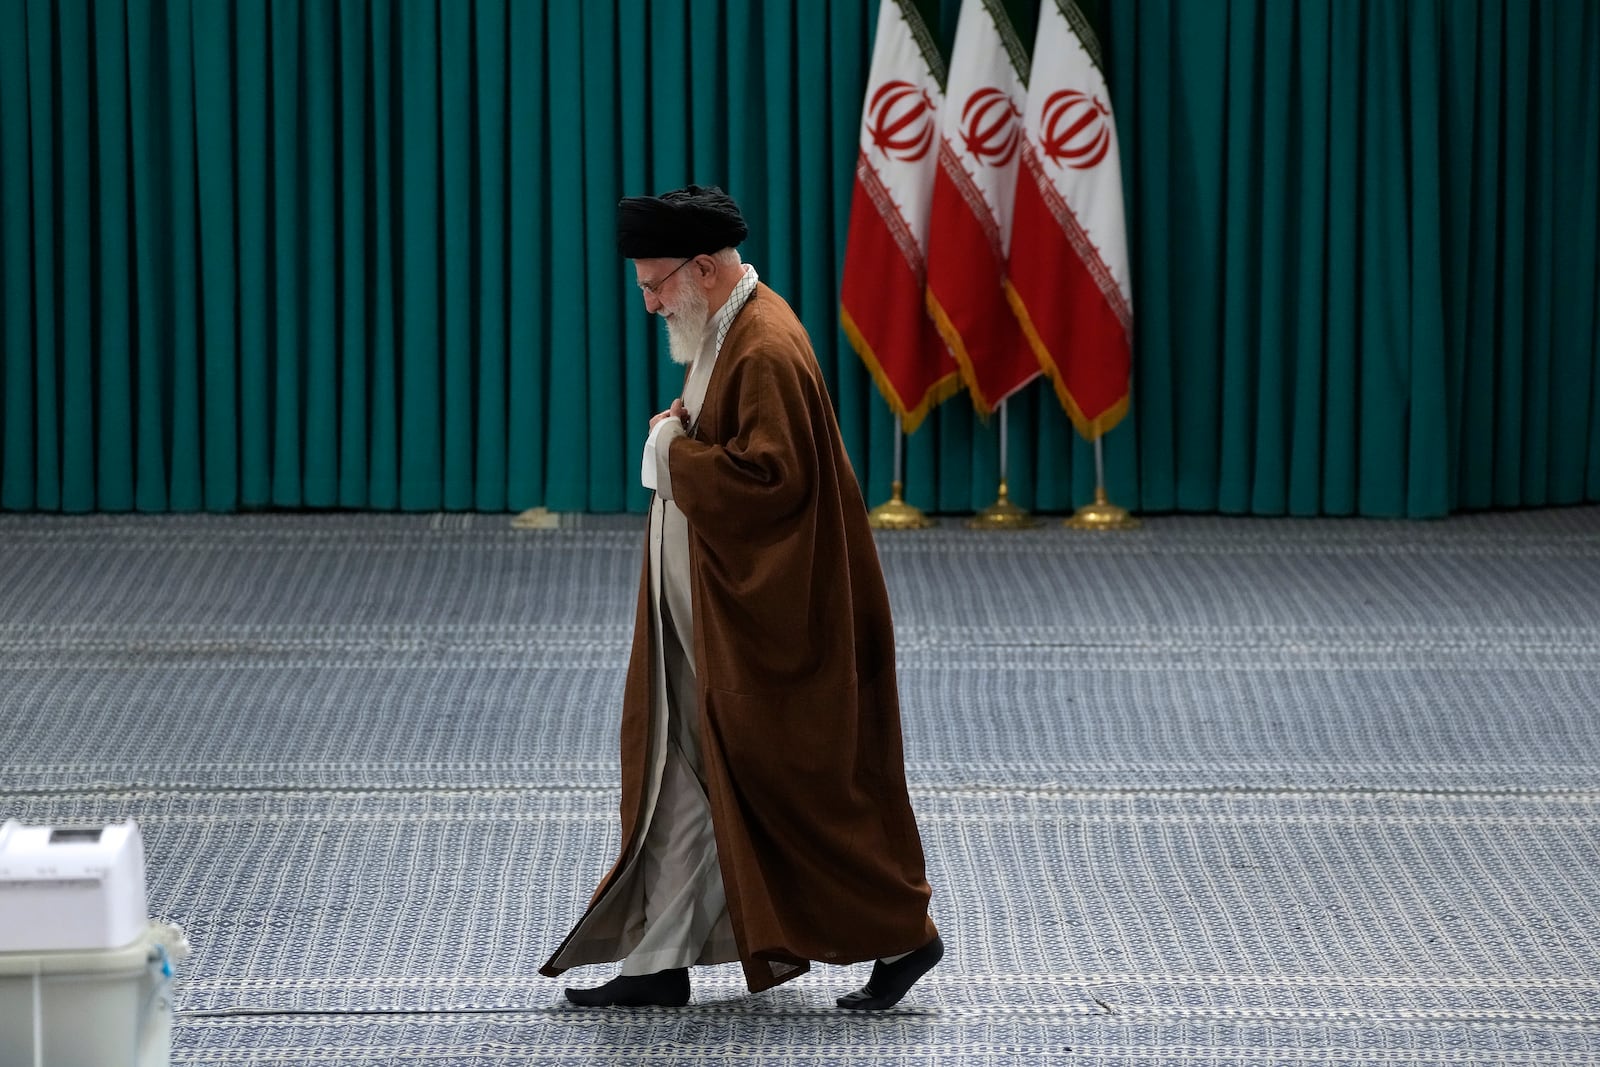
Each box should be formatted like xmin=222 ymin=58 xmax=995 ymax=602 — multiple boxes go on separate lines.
xmin=2 ymin=509 xmax=1598 ymax=1065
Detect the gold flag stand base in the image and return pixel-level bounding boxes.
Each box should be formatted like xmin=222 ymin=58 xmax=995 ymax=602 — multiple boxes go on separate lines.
xmin=966 ymin=479 xmax=1038 ymax=529
xmin=1065 ymin=487 xmax=1141 ymax=530
xmin=868 ymin=481 xmax=935 ymax=530
xmin=510 ymin=507 xmax=560 ymax=530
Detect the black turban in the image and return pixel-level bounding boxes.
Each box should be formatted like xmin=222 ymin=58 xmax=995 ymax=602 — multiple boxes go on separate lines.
xmin=616 ymin=184 xmax=749 ymax=259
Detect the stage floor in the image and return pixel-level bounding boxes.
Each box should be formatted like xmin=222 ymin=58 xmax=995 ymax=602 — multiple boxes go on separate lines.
xmin=4 ymin=508 xmax=1598 ymax=1065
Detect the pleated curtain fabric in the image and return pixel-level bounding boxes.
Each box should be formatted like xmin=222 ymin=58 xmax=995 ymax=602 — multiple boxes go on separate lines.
xmin=1 ymin=0 xmax=1597 ymax=518
xmin=1111 ymin=0 xmax=1600 ymax=517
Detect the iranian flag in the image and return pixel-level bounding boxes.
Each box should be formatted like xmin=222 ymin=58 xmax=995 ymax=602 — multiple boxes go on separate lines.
xmin=840 ymin=0 xmax=958 ymax=433
xmin=925 ymin=0 xmax=1037 ymax=415
xmin=1006 ymin=0 xmax=1131 ymax=439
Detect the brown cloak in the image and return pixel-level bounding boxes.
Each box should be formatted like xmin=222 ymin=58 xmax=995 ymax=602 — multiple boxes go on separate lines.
xmin=542 ymin=283 xmax=935 ymax=992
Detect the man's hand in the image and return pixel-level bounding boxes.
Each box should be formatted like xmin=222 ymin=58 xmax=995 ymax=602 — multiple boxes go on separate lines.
xmin=650 ymin=398 xmax=690 ymax=431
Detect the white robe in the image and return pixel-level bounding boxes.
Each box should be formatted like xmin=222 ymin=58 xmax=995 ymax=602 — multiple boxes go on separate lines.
xmin=573 ymin=267 xmax=762 ymax=975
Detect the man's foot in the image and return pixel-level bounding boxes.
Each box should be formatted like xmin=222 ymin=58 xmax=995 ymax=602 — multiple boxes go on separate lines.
xmin=836 ymin=934 xmax=944 ymax=1010
xmin=564 ymin=968 xmax=690 ymax=1008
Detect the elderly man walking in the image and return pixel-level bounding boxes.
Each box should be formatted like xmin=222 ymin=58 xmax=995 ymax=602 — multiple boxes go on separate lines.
xmin=541 ymin=185 xmax=943 ymax=1011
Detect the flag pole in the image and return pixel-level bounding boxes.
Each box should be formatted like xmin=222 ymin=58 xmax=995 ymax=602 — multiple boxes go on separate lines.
xmin=868 ymin=415 xmax=935 ymax=529
xmin=1065 ymin=434 xmax=1139 ymax=530
xmin=967 ymin=400 xmax=1037 ymax=529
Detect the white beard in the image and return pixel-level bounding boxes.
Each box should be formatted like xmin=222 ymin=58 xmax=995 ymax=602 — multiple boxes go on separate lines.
xmin=661 ymin=284 xmax=711 ymax=366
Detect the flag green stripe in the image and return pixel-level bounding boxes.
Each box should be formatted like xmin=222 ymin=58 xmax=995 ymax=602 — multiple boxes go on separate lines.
xmin=982 ymin=0 xmax=1033 ymax=83
xmin=897 ymin=0 xmax=949 ymax=88
xmin=1062 ymin=0 xmax=1106 ymax=79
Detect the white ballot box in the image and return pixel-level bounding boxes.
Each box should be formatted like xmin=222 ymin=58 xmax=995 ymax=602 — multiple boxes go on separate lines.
xmin=0 ymin=820 xmax=182 ymax=1067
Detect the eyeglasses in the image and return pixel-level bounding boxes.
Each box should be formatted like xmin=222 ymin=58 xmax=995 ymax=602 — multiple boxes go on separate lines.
xmin=638 ymin=257 xmax=693 ymax=296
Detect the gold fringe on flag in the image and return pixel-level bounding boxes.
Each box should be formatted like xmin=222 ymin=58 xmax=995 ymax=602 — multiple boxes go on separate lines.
xmin=840 ymin=305 xmax=962 ymax=436
xmin=1003 ymin=279 xmax=1130 ymax=442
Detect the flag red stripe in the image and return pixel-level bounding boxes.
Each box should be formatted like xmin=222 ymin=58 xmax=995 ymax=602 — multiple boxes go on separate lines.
xmin=926 ymin=160 xmax=1037 ymax=414
xmin=1020 ymin=148 xmax=1131 ymax=332
xmin=841 ymin=173 xmax=956 ymax=432
xmin=1008 ymin=166 xmax=1129 ymax=437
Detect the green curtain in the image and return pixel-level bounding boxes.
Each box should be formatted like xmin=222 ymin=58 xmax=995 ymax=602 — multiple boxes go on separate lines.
xmin=1 ymin=0 xmax=1597 ymax=516
xmin=1106 ymin=0 xmax=1600 ymax=516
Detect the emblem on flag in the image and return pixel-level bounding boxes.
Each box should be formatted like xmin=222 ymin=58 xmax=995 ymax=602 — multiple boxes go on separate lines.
xmin=868 ymin=82 xmax=940 ymax=163
xmin=960 ymin=87 xmax=1023 ymax=167
xmin=1040 ymin=89 xmax=1114 ymax=169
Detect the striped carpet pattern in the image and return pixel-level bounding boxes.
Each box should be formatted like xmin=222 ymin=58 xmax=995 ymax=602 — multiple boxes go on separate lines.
xmin=2 ymin=509 xmax=1598 ymax=1065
